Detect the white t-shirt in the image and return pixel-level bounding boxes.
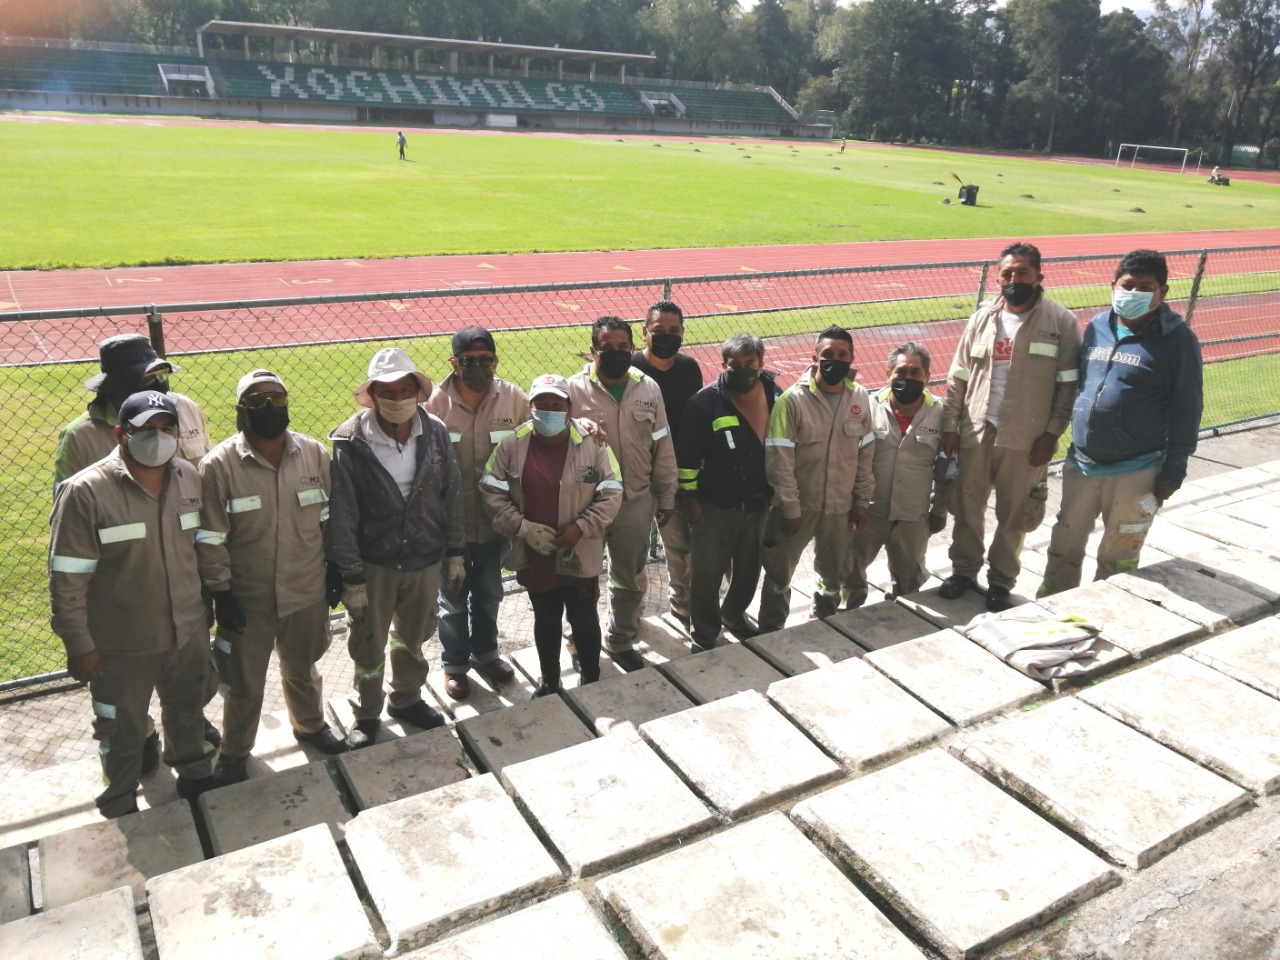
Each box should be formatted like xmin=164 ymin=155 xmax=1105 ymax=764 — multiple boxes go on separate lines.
xmin=362 ymin=411 xmax=422 ymax=500
xmin=985 ymin=310 xmax=1024 ymax=428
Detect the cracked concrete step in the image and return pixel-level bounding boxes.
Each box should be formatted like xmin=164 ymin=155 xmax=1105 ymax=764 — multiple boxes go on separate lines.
xmin=334 ymin=726 xmax=474 ymax=810
xmin=1107 ymin=560 xmax=1270 ymax=632
xmin=0 ymin=885 xmax=142 ymax=959
xmin=597 ymin=811 xmax=928 ymax=959
xmin=792 ymin=749 xmax=1120 ymax=960
xmin=456 ymin=693 xmax=594 ymax=774
xmin=1184 ymin=615 xmax=1280 ymax=701
xmin=198 ymin=759 xmax=351 ymax=855
xmin=146 ymin=823 xmax=379 ymax=960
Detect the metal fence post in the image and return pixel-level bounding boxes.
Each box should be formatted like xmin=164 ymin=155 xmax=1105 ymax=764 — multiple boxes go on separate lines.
xmin=663 ymin=278 xmax=673 ymax=301
xmin=974 ymin=261 xmax=990 ymax=312
xmin=1184 ymin=250 xmax=1209 ymax=327
xmin=146 ymin=305 xmax=167 ymax=357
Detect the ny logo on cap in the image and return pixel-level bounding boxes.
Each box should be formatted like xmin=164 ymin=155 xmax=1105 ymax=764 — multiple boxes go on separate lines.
xmin=147 ymin=392 xmax=167 ymax=407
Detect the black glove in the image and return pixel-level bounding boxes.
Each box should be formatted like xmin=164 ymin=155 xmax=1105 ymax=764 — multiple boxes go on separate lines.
xmin=210 ymin=590 xmax=247 ymax=633
xmin=325 ymin=561 xmax=345 ymax=608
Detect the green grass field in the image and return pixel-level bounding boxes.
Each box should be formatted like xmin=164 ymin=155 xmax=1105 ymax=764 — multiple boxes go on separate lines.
xmin=2 ymin=120 xmax=1279 ymax=269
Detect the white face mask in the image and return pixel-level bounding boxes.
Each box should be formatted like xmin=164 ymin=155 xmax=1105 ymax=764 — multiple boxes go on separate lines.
xmin=376 ymin=396 xmax=419 ymax=424
xmin=127 ymin=429 xmax=179 ymax=467
xmin=1112 ymin=289 xmax=1155 ymax=321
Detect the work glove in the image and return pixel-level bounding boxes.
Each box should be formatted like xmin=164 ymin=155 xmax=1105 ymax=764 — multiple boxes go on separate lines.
xmin=325 ymin=561 xmax=345 ymax=608
xmin=209 ymin=590 xmax=247 ymax=633
xmin=518 ymin=518 xmax=558 ymax=556
xmin=342 ymin=581 xmax=369 ymax=616
xmin=443 ymin=555 xmax=466 ymax=595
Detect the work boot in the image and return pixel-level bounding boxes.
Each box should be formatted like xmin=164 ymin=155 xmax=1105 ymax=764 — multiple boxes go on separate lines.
xmin=472 ymin=658 xmax=515 ymax=686
xmin=387 ymin=700 xmax=446 ymax=731
xmin=140 ymin=731 xmax=160 ymax=776
xmin=293 ymin=724 xmax=348 ymax=755
xmin=176 ymin=775 xmax=218 ymax=801
xmin=938 ymin=574 xmax=973 ymax=600
xmin=202 ymin=719 xmax=221 ymax=749
xmin=445 ymin=673 xmax=471 ymax=701
xmin=609 ymin=648 xmax=646 ymax=673
xmin=346 ymin=719 xmax=380 ymax=750
xmin=985 ymin=585 xmax=1014 ymax=612
xmin=214 ymin=754 xmax=249 ymax=786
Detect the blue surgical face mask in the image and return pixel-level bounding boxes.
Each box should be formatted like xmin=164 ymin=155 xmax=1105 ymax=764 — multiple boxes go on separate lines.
xmin=1112 ymin=289 xmax=1155 ymax=321
xmin=531 ymin=409 xmax=567 ymax=437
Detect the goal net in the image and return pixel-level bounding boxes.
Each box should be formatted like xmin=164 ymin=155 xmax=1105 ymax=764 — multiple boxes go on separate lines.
xmin=1114 ymin=143 xmax=1189 ymax=174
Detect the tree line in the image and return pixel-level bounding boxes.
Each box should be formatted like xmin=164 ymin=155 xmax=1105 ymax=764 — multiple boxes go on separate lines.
xmin=2 ymin=0 xmax=1278 ymax=164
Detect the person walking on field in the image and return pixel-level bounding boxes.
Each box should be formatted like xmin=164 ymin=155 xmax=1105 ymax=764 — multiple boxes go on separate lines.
xmin=397 ymin=131 xmax=406 ymax=160
xmin=198 ymin=370 xmax=347 ymax=787
xmin=630 ymin=301 xmax=703 ymax=633
xmin=941 ymin=242 xmax=1081 ymax=612
xmin=1039 ymin=250 xmax=1203 ymax=596
xmin=49 ymin=391 xmax=218 ymax=817
xmin=328 ymin=348 xmax=466 ymax=749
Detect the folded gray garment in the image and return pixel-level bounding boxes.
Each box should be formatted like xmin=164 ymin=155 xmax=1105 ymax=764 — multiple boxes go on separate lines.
xmin=962 ymin=610 xmax=1101 ymax=681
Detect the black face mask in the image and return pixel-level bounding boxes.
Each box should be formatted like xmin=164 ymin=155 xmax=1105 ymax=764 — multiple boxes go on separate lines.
xmin=459 ymin=366 xmax=493 ymax=392
xmin=1001 ymin=282 xmax=1036 ymax=307
xmin=597 ymin=349 xmax=632 ymax=379
xmin=649 ymin=333 xmax=682 ymax=360
xmin=818 ymin=359 xmax=851 ymax=386
xmin=137 ymin=378 xmax=170 ymax=394
xmin=890 ymin=377 xmax=925 ymax=405
xmin=724 ymin=368 xmax=759 ymax=393
xmin=246 ymin=405 xmax=290 ymax=440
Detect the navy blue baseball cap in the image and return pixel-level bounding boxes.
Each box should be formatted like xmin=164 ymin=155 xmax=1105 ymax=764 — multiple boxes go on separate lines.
xmin=118 ymin=390 xmax=178 ymax=427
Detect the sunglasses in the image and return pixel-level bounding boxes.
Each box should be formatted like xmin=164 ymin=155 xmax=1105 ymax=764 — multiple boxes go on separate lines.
xmin=241 ymin=393 xmax=289 ymax=409
xmin=455 ymin=356 xmax=496 ymax=369
xmin=140 ymin=371 xmax=170 ymax=384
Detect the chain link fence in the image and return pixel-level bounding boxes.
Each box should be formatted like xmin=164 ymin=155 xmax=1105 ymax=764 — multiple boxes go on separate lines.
xmin=3 ymin=246 xmax=1279 ymax=754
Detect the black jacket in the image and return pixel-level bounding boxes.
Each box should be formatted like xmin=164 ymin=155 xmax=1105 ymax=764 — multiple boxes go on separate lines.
xmin=676 ymin=373 xmax=781 ymax=512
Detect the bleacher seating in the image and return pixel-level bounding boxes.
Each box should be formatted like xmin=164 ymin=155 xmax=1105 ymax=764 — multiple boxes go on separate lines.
xmin=666 ymin=85 xmax=794 ymax=124
xmin=0 ymin=45 xmax=202 ymax=97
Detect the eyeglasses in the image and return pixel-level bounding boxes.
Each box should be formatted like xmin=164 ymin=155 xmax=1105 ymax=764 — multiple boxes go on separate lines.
xmin=241 ymin=393 xmax=289 ymax=409
xmin=140 ymin=371 xmax=170 ymax=385
xmin=456 ymin=356 xmax=496 ymax=369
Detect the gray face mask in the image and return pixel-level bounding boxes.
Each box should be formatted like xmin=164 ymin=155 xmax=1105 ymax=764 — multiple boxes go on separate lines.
xmin=127 ymin=429 xmax=178 ymax=467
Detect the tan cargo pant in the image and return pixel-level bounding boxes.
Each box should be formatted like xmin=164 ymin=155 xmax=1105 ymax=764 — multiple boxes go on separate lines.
xmin=658 ymin=506 xmax=692 ymax=622
xmin=842 ymin=512 xmax=931 ymax=609
xmin=949 ymin=428 xmax=1046 ymax=589
xmin=348 ymin=561 xmax=439 ymax=722
xmin=216 ymin=597 xmax=331 ymax=760
xmin=603 ymin=494 xmax=655 ymax=653
xmin=90 ymin=638 xmax=212 ymax=818
xmin=758 ymin=507 xmax=852 ymax=634
xmin=1039 ymin=462 xmax=1161 ymax=596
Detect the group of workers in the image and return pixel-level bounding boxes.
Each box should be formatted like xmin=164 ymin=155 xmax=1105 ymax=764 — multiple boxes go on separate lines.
xmin=47 ymin=243 xmax=1203 ymax=819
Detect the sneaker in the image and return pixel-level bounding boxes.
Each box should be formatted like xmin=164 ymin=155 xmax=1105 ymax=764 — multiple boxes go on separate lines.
xmin=388 ymin=700 xmax=446 ymax=731
xmin=176 ymin=775 xmax=218 ymax=801
xmin=214 ymin=754 xmax=248 ymax=786
xmin=938 ymin=574 xmax=973 ymax=600
xmin=985 ymin=585 xmax=1015 ymax=612
xmin=472 ymin=658 xmax=515 ymax=686
xmin=140 ymin=731 xmax=160 ymax=776
xmin=203 ymin=719 xmax=221 ymax=749
xmin=445 ymin=673 xmax=471 ymax=701
xmin=609 ymin=648 xmax=647 ymax=673
xmin=346 ymin=719 xmax=380 ymax=750
xmin=531 ymin=681 xmax=561 ymax=699
xmin=293 ymin=724 xmax=348 ymax=755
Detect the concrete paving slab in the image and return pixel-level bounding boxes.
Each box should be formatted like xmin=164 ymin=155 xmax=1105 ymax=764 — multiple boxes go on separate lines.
xmin=0 ymin=844 xmax=30 ymax=922
xmin=825 ymin=600 xmax=938 ymax=651
xmin=768 ymin=656 xmax=951 ymax=768
xmin=792 ymin=749 xmax=1119 ymax=960
xmin=335 ymin=726 xmax=472 ymax=810
xmin=344 ymin=773 xmax=562 ymax=950
xmin=744 ymin=619 xmax=863 ymax=674
xmin=1222 ymin=498 xmax=1280 ymax=530
xmin=895 ymin=584 xmax=997 ymax=631
xmin=1180 ymin=544 xmax=1280 ymax=603
xmin=639 ymin=689 xmax=841 ymax=817
xmin=401 ymin=891 xmax=627 ymax=960
xmin=426 ymin=665 xmax=537 ymax=722
xmin=38 ymin=798 xmax=202 ymax=907
xmin=147 ymin=823 xmax=379 ymax=960
xmin=0 ymin=885 xmax=141 ymax=960
xmin=198 ymin=760 xmax=350 ymax=855
xmin=1080 ymin=655 xmax=1280 ymax=795
xmin=563 ymin=667 xmax=694 ymax=736
xmin=1175 ymin=512 xmax=1279 ymax=558
xmin=1036 ymin=579 xmax=1204 ymax=658
xmin=633 ymin=614 xmax=696 ymax=665
xmin=952 ymin=698 xmax=1251 ymax=868
xmin=510 ymin=643 xmax=623 ymax=688
xmin=1108 ymin=560 xmax=1270 ymax=632
xmin=502 ymin=723 xmax=715 ymax=876
xmin=658 ymin=642 xmax=785 ymax=704
xmin=1185 ymin=616 xmax=1280 ymax=700
xmin=865 ymin=630 xmax=1047 ymax=726
xmin=457 ymin=694 xmax=593 ymax=774
xmin=1143 ymin=520 xmax=1229 ymax=558
xmin=597 ymin=811 xmax=927 ymax=960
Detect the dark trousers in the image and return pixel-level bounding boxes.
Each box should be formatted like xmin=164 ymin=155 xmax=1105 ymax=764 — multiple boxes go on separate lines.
xmin=689 ymin=501 xmax=766 ymax=646
xmin=529 ymin=582 xmax=601 ymax=688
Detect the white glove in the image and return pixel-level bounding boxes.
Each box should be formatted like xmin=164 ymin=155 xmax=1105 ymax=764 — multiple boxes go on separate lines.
xmin=518 ymin=519 xmax=558 ymax=555
xmin=443 ymin=556 xmax=466 ymax=594
xmin=342 ymin=581 xmax=368 ymax=615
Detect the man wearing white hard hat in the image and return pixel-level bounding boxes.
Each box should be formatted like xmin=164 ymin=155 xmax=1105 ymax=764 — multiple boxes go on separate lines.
xmin=197 ymin=370 xmax=347 ymax=785
xmin=328 ymin=348 xmax=465 ymax=749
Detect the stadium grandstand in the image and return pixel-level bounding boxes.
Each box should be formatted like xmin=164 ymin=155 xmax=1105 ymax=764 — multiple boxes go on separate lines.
xmin=0 ymin=23 xmax=823 ymax=137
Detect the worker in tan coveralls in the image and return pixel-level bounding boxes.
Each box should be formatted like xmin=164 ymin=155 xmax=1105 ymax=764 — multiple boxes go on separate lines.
xmin=758 ymin=325 xmax=875 ymax=633
xmin=566 ymin=316 xmax=677 ymax=674
xmin=198 ymin=370 xmax=347 ymax=786
xmin=49 ymin=391 xmax=217 ymax=818
xmin=941 ymin=242 xmax=1081 ymax=612
xmin=424 ymin=326 xmax=524 ymax=701
xmin=842 ymin=342 xmax=950 ymax=608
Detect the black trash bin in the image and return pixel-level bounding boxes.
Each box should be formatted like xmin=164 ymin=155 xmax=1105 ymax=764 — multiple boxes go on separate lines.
xmin=958 ymin=184 xmax=979 ymax=206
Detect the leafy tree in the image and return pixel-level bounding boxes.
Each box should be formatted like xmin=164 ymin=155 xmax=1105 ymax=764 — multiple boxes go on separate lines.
xmin=1005 ymin=0 xmax=1100 ymax=151
xmin=1083 ymin=10 xmax=1173 ymax=152
xmin=1149 ymin=0 xmax=1212 ymax=143
xmin=1212 ymin=0 xmax=1280 ymax=164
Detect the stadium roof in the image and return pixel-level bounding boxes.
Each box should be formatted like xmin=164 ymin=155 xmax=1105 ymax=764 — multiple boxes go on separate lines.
xmin=196 ymin=21 xmax=655 ymax=67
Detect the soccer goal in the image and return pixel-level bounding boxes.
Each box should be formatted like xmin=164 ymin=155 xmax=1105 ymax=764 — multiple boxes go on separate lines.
xmin=1114 ymin=143 xmax=1189 ymax=174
